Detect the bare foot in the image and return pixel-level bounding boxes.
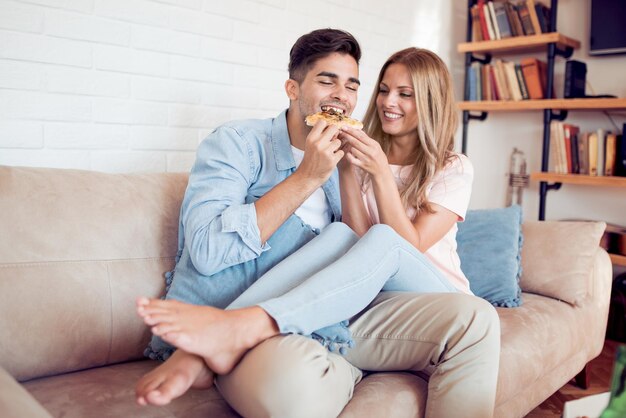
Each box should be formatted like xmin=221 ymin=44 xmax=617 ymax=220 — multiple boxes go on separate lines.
xmin=136 ymin=297 xmax=278 ymax=375
xmin=135 ymin=349 xmax=214 ymax=406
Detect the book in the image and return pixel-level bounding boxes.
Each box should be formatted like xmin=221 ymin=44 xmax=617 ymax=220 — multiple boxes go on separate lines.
xmin=526 ymin=0 xmax=543 ymax=34
xmin=517 ymin=2 xmax=536 ymax=35
xmin=468 ymin=63 xmax=477 ymax=101
xmin=489 ymin=65 xmax=500 ymax=100
xmin=482 ymin=64 xmax=492 ymax=100
xmin=504 ymin=61 xmax=523 ymax=101
xmin=483 ymin=3 xmax=496 ymax=40
xmin=487 ymin=1 xmax=501 ymax=40
xmin=550 ymin=121 xmax=567 ymax=174
xmin=493 ymin=1 xmax=513 ymax=38
xmin=588 ymin=132 xmax=598 ymax=176
xmin=597 ymin=128 xmax=606 ymax=176
xmin=514 ymin=63 xmax=529 ymax=99
xmin=549 ymin=121 xmax=559 ymax=172
xmin=535 ymin=3 xmax=551 ymax=32
xmin=563 ymin=124 xmax=580 ymax=173
xmin=578 ymin=132 xmax=589 ymax=175
xmin=537 ymin=59 xmax=551 ymax=98
xmin=616 ymin=133 xmax=626 ymax=177
xmin=494 ymin=59 xmax=511 ymax=100
xmin=570 ymin=126 xmax=580 ymax=174
xmin=605 ymin=133 xmax=617 ymax=176
xmin=505 ymin=1 xmax=524 ymax=37
xmin=520 ymin=58 xmax=544 ymax=99
xmin=477 ymin=0 xmax=491 ymax=40
xmin=471 ymin=5 xmax=483 ymax=42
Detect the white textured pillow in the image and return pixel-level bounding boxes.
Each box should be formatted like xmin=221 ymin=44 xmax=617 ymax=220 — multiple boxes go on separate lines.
xmin=520 ymin=221 xmax=606 ymax=306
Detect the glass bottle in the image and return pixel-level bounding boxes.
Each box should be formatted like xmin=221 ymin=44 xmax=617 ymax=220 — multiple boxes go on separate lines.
xmin=600 ymin=345 xmax=626 ymax=418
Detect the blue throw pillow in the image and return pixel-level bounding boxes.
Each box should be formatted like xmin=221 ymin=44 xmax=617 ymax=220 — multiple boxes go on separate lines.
xmin=456 ymin=205 xmax=523 ymax=307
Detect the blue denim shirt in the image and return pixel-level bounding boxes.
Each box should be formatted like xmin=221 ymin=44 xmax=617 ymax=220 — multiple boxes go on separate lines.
xmin=146 ymin=111 xmax=347 ymax=360
xmin=178 ymin=110 xmax=341 ymax=276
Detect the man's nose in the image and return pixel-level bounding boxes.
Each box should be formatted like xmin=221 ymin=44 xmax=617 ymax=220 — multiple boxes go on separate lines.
xmin=332 ymin=85 xmax=349 ymax=102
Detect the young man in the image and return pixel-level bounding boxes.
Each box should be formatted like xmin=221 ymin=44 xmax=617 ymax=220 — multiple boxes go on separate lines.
xmin=136 ymin=28 xmax=500 ymax=418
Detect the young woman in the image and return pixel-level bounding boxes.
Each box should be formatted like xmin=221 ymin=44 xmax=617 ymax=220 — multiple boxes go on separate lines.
xmin=137 ymin=47 xmax=473 ymax=383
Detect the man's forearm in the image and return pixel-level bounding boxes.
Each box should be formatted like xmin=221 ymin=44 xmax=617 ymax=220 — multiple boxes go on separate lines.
xmin=255 ymin=171 xmax=322 ymax=243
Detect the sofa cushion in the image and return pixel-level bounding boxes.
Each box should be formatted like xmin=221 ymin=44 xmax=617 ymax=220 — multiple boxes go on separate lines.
xmin=456 ymin=205 xmax=523 ymax=307
xmin=520 ymin=221 xmax=606 ymax=306
xmin=23 ymin=360 xmax=428 ymax=418
xmin=0 ymin=166 xmax=188 ymax=381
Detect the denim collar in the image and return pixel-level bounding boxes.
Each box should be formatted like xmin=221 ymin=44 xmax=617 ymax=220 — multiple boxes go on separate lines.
xmin=271 ymin=110 xmax=296 ymax=171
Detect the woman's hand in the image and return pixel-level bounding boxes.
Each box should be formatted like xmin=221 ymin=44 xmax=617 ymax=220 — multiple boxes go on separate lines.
xmin=339 ymin=126 xmax=389 ymax=178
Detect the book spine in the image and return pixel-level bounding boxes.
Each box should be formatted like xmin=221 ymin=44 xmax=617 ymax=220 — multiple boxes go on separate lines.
xmin=471 ymin=5 xmax=483 ymax=42
xmin=520 ymin=58 xmax=543 ymax=99
xmin=514 ymin=63 xmax=529 ymax=99
xmin=526 ymin=0 xmax=543 ymax=34
xmin=504 ymin=61 xmax=522 ymax=101
xmin=570 ymin=129 xmax=580 ymax=174
xmin=483 ymin=3 xmax=496 ymax=40
xmin=505 ymin=2 xmax=524 ymax=37
xmin=517 ymin=3 xmax=536 ymax=35
xmin=578 ymin=132 xmax=589 ymax=175
xmin=605 ymin=133 xmax=617 ymax=176
xmin=477 ymin=0 xmax=491 ymax=40
xmin=494 ymin=2 xmax=513 ymax=38
xmin=563 ymin=124 xmax=573 ymax=173
xmin=597 ymin=128 xmax=606 ymax=176
xmin=589 ymin=132 xmax=598 ymax=176
xmin=616 ymin=134 xmax=626 ymax=177
xmin=487 ymin=1 xmax=501 ymax=40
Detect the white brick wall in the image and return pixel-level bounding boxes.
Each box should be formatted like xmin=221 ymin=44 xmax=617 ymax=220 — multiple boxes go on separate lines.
xmin=0 ymin=0 xmax=444 ymax=173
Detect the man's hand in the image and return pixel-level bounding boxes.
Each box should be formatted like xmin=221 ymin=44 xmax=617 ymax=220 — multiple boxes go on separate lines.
xmin=296 ymin=120 xmax=344 ymax=186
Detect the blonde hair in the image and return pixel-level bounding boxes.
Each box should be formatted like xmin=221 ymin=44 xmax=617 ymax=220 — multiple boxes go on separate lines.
xmin=362 ymin=47 xmax=458 ymax=216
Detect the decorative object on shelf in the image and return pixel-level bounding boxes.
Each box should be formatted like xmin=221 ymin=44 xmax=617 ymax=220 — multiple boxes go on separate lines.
xmin=564 ymin=60 xmax=587 ymax=98
xmin=506 ymin=148 xmax=529 ymax=206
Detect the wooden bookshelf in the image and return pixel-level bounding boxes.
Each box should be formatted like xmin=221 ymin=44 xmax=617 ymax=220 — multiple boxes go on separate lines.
xmin=459 ymin=98 xmax=626 ymax=112
xmin=609 ymin=253 xmax=626 ymax=267
xmin=530 ymin=173 xmax=626 ymax=188
xmin=457 ymin=33 xmax=581 ymax=55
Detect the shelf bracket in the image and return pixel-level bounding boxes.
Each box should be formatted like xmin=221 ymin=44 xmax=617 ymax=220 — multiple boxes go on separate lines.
xmin=470 ymin=53 xmax=491 ymax=65
xmin=546 ymin=182 xmax=562 ymax=191
xmin=554 ymin=46 xmax=574 ymax=59
xmin=468 ymin=112 xmax=488 ymax=121
xmin=550 ymin=110 xmax=568 ymax=121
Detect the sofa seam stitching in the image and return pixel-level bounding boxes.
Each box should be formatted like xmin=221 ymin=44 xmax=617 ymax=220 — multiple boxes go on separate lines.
xmin=0 ymin=256 xmax=176 ymax=268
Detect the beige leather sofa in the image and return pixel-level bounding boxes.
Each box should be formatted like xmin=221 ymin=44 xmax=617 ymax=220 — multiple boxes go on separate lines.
xmin=0 ymin=165 xmax=612 ymax=418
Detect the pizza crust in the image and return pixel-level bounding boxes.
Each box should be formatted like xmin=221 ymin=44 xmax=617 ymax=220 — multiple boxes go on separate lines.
xmin=305 ymin=110 xmax=363 ymax=129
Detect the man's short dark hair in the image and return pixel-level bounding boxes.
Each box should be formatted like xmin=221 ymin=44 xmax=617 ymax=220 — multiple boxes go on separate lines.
xmin=288 ymin=28 xmax=361 ymax=83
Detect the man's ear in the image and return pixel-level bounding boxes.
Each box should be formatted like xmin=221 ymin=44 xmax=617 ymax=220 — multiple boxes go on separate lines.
xmin=285 ymin=79 xmax=299 ymax=101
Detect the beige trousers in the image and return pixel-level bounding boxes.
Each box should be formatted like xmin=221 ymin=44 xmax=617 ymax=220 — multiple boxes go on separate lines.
xmin=216 ymin=292 xmax=500 ymax=418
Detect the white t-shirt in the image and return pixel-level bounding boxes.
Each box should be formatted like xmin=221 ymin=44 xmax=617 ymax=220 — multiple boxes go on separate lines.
xmin=361 ymin=154 xmax=474 ymax=294
xmin=291 ymin=146 xmax=333 ymax=231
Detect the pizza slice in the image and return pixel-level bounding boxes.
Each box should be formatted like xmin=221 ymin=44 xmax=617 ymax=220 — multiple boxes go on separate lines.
xmin=305 ymin=107 xmax=363 ymax=129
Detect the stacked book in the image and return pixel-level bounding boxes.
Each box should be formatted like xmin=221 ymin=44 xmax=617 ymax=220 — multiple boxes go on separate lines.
xmin=467 ymin=58 xmax=550 ymax=101
xmin=471 ymin=0 xmax=551 ymax=42
xmin=548 ymin=121 xmax=626 ymax=177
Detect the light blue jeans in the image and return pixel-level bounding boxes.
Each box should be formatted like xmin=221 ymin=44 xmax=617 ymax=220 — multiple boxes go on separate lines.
xmin=229 ymin=222 xmax=458 ymax=347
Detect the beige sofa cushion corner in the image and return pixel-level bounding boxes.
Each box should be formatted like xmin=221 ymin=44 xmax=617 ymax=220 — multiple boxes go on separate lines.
xmin=0 ymin=166 xmax=188 ymax=381
xmin=520 ymin=220 xmax=606 ymax=306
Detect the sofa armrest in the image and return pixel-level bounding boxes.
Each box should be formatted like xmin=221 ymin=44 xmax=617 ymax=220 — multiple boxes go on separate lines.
xmin=0 ymin=366 xmax=51 ymax=418
xmin=519 ymin=221 xmax=607 ymax=305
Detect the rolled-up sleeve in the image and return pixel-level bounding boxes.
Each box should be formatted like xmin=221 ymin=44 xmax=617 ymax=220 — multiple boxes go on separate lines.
xmin=182 ymin=126 xmax=270 ymax=277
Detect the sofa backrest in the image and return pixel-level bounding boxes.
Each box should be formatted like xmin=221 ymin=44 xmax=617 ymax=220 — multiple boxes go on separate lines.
xmin=0 ymin=166 xmax=188 ymax=382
